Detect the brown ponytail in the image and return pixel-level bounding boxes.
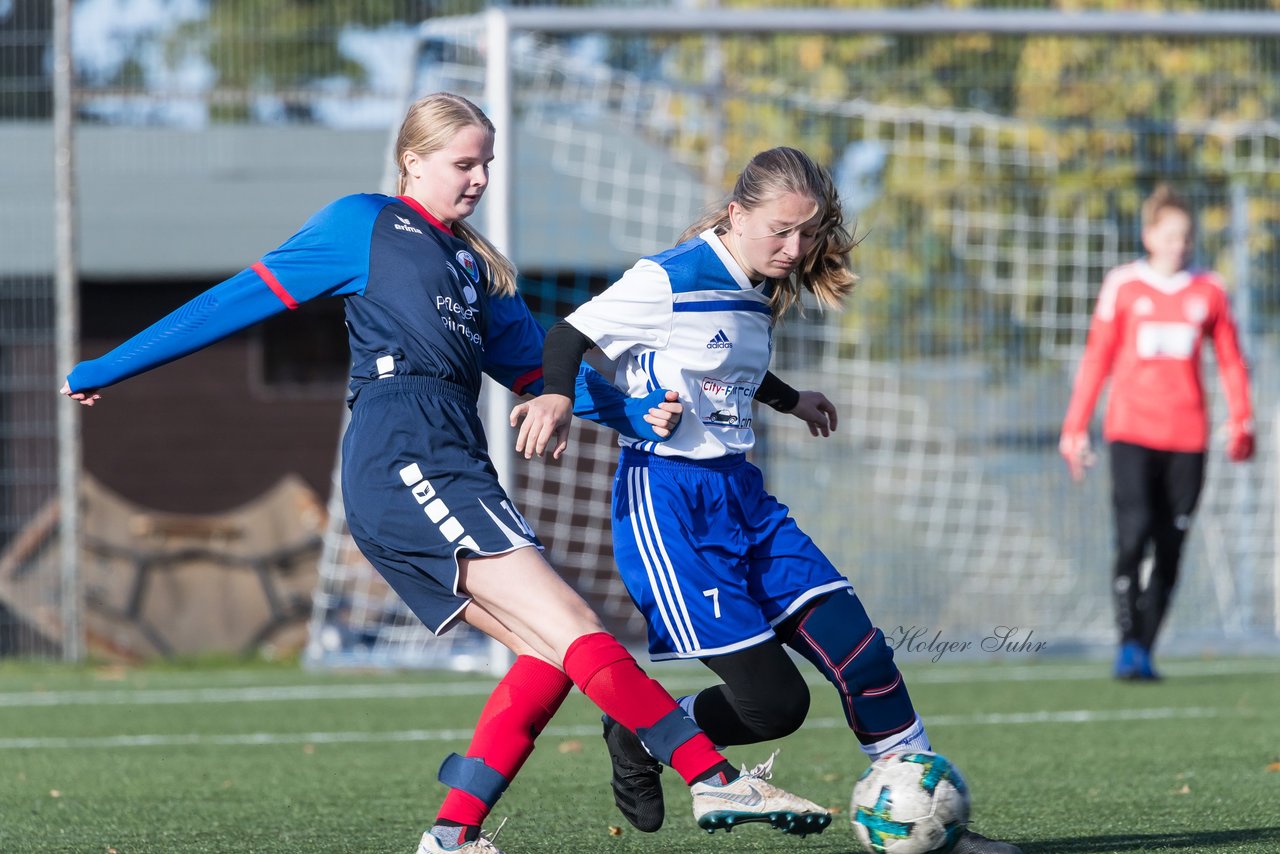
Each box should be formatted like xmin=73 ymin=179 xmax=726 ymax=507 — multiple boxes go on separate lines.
xmin=679 ymin=147 xmax=858 ymax=319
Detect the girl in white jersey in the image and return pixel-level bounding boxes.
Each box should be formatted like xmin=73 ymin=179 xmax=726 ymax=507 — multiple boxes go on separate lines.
xmin=517 ymin=147 xmax=1022 ymax=854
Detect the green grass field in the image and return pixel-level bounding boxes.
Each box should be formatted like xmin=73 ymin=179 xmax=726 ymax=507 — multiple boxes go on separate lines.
xmin=2 ymin=656 xmax=1278 ymax=853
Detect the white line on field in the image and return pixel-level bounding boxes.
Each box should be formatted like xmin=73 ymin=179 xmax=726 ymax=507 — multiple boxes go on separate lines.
xmin=0 ymin=681 xmax=498 ymax=708
xmin=1 ymin=657 xmax=1277 ymax=708
xmin=0 ymin=705 xmax=1253 ymax=750
xmin=899 ymin=657 xmax=1280 ymax=683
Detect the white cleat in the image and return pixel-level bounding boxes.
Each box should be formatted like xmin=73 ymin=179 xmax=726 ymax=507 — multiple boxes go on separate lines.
xmin=416 ymin=823 xmax=507 ymax=854
xmin=690 ymin=752 xmax=831 ymax=837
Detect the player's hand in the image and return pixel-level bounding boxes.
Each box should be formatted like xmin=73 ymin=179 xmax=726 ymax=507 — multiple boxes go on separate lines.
xmin=644 ymin=390 xmax=683 ymax=438
xmin=60 ymin=381 xmax=101 ymax=407
xmin=510 ymin=393 xmax=574 ymax=460
xmin=1227 ymin=419 xmax=1255 ymax=462
xmin=1058 ymin=431 xmax=1096 ymax=482
xmin=790 ymin=390 xmax=837 ymax=438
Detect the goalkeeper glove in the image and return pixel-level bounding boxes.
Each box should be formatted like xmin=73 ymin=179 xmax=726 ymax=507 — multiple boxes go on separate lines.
xmin=1227 ymin=419 xmax=1255 ymax=462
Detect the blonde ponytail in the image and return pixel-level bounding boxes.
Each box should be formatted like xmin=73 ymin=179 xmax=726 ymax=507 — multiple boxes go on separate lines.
xmin=454 ymin=220 xmax=517 ymax=297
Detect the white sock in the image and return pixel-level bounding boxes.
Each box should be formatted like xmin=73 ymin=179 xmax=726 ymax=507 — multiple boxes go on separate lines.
xmin=859 ymin=714 xmax=931 ymax=760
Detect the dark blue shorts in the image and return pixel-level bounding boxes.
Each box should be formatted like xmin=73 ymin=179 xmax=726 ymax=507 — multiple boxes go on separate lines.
xmin=611 ymin=447 xmax=850 ymax=661
xmin=342 ymin=376 xmax=542 ymax=635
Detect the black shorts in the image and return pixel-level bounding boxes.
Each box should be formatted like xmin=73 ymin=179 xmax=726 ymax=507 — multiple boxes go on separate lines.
xmin=341 ymin=376 xmax=543 ymax=635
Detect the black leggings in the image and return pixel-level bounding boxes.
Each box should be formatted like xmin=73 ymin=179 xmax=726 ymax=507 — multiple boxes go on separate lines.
xmin=691 ymin=591 xmax=917 ymax=747
xmin=694 ymin=636 xmax=812 ymax=746
xmin=1109 ymin=441 xmax=1205 ymax=651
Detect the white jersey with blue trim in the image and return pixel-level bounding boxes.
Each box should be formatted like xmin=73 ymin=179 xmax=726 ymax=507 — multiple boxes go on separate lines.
xmin=566 ymin=229 xmax=773 ymax=460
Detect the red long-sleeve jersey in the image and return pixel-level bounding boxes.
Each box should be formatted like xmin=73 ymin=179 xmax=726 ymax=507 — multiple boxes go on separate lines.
xmin=1062 ymin=260 xmax=1253 ymax=453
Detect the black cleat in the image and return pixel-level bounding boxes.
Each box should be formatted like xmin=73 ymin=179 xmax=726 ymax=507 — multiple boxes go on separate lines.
xmin=952 ymin=829 xmax=1024 ymax=854
xmin=602 ymin=714 xmax=665 ymax=833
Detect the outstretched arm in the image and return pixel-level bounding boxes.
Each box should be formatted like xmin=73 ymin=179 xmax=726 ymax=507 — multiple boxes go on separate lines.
xmin=484 ymin=297 xmax=682 ymax=454
xmin=1059 ymin=294 xmax=1120 ymax=481
xmin=513 ymin=319 xmax=686 ymax=459
xmin=62 ymin=267 xmax=300 ymax=402
xmin=570 ymin=365 xmax=682 ymax=443
xmin=61 ymin=193 xmax=379 ymax=404
xmin=512 ymin=320 xmax=600 ymax=460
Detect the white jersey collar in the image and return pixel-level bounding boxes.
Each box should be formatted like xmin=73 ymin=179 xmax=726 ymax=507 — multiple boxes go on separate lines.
xmin=701 ymin=229 xmax=756 ymax=291
xmin=1134 ymin=259 xmax=1192 ymax=294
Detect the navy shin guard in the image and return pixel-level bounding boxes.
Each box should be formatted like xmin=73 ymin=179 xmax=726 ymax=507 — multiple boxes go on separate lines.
xmin=785 ymin=590 xmax=918 ymax=745
xmin=635 ymin=707 xmax=703 ymax=765
xmin=438 ymin=753 xmax=510 ymax=809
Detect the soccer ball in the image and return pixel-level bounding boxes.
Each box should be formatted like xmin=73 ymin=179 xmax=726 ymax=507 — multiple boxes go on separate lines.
xmin=850 ymin=751 xmax=971 ymax=854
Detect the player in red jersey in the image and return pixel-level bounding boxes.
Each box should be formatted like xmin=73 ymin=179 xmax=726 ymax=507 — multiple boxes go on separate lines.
xmin=1059 ymin=184 xmax=1254 ymax=680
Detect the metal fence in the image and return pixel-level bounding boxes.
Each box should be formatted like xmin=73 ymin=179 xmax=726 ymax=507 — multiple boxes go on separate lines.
xmin=313 ymin=9 xmax=1280 ymax=666
xmin=3 ymin=2 xmax=1278 ymax=661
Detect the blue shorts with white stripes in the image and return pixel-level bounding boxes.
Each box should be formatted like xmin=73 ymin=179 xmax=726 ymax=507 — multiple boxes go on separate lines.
xmin=611 ymin=447 xmax=850 ymax=661
xmin=342 ymin=376 xmax=543 ymax=636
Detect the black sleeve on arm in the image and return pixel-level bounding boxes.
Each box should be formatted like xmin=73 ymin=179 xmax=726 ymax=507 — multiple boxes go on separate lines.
xmin=543 ymin=319 xmax=596 ymax=398
xmin=757 ymin=370 xmax=800 ymax=413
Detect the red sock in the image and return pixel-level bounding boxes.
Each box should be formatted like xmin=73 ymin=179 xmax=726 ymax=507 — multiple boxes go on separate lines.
xmin=436 ymin=655 xmax=572 ymax=827
xmin=562 ymin=632 xmax=724 ymax=785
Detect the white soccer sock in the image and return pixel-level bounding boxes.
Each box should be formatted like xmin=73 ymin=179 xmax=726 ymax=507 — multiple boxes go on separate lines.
xmin=859 ymin=714 xmax=931 ymax=760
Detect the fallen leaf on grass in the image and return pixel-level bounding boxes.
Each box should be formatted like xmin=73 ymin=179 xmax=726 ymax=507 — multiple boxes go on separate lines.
xmin=93 ymin=666 xmax=129 ymax=682
xmin=608 ymin=826 xmax=623 ymax=836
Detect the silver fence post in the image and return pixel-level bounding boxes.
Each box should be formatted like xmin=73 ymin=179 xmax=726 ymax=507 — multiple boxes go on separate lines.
xmin=482 ymin=8 xmax=515 ymax=673
xmin=53 ymin=0 xmax=83 ymax=662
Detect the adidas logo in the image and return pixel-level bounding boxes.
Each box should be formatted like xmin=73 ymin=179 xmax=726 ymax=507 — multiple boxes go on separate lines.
xmin=706 ymin=329 xmax=733 ymax=350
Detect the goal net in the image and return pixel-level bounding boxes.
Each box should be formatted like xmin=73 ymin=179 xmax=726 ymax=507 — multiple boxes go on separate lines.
xmin=306 ymin=11 xmax=1280 ymax=670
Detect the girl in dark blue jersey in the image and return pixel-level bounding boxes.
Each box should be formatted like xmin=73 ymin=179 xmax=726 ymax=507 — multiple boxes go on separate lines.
xmin=63 ymin=93 xmax=829 ymax=854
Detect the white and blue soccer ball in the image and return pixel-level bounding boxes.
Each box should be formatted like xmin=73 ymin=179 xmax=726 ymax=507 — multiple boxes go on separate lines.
xmin=851 ymin=750 xmax=971 ymax=854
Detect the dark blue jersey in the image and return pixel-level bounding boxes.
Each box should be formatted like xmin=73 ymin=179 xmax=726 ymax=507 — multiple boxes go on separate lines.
xmin=341 ymin=194 xmax=547 ymax=400
xmin=67 ymin=193 xmax=671 ymax=439
xmin=70 ymin=194 xmax=534 ymax=400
